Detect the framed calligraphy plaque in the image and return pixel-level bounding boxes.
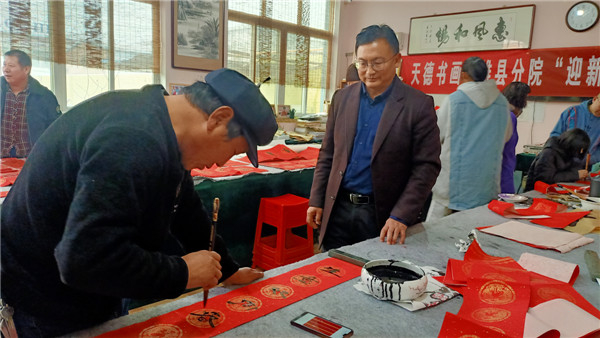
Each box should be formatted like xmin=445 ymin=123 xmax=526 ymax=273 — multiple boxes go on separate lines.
xmin=408 ymin=5 xmax=535 ymax=55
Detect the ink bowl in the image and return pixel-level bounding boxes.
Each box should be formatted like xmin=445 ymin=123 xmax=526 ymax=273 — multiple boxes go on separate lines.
xmin=361 ymin=259 xmax=428 ymax=302
xmin=498 ymin=193 xmax=528 ymax=203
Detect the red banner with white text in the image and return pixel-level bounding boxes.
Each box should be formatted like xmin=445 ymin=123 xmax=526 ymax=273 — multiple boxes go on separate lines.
xmin=399 ymin=46 xmax=600 ymax=97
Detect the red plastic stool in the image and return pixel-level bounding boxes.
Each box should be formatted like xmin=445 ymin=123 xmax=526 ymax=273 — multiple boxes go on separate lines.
xmin=252 ymin=194 xmax=314 ymax=270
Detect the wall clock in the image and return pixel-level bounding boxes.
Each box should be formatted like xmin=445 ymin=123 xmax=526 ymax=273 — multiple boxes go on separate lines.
xmin=566 ymin=1 xmax=600 ymax=32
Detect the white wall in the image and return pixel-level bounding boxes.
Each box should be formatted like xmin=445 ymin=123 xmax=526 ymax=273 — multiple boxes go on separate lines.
xmin=161 ymin=1 xmax=600 ymax=151
xmin=336 ymin=0 xmax=600 ymax=152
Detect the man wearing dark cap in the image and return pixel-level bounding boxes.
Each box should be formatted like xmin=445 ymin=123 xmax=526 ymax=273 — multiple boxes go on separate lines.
xmin=0 ymin=68 xmax=277 ymax=336
xmin=427 ymin=56 xmax=511 ymax=220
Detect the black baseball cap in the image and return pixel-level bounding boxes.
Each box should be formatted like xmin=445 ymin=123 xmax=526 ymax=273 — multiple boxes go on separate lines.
xmin=205 ymin=68 xmax=277 ymax=167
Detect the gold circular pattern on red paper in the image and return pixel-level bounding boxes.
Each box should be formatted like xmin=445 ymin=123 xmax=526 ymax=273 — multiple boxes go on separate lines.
xmin=481 ymin=272 xmax=516 ymax=282
xmin=139 ymin=324 xmax=183 ymax=338
xmin=478 ymin=280 xmax=516 ymax=305
xmin=485 ymin=326 xmax=506 ymax=335
xmin=316 ymin=265 xmax=346 ymax=277
xmin=260 ymin=284 xmax=294 ymax=299
xmin=461 ymin=262 xmax=473 ymax=275
xmin=225 ymin=295 xmax=262 ymax=312
xmin=290 ymin=274 xmax=322 ymax=287
xmin=186 ymin=309 xmax=225 ymax=329
xmin=536 ymin=287 xmax=576 ymax=303
xmin=458 ymin=335 xmax=479 ymax=338
xmin=471 ymin=307 xmax=511 ymax=323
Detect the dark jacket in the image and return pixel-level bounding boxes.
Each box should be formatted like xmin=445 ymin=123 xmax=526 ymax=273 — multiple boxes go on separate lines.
xmin=524 ymin=136 xmax=581 ymax=191
xmin=1 ymin=75 xmax=61 ymax=148
xmin=1 ymin=85 xmax=239 ymax=336
xmin=309 ymin=76 xmax=441 ymax=244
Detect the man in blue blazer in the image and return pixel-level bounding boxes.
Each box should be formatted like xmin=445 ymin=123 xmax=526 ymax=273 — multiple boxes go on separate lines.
xmin=307 ymin=24 xmax=441 ymax=250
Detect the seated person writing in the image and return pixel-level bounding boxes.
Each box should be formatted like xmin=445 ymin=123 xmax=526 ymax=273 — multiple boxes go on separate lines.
xmin=524 ymin=128 xmax=590 ymax=191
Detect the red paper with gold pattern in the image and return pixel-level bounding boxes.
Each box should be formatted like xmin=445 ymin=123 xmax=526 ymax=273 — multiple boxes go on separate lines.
xmin=443 ymin=259 xmax=468 ymax=286
xmin=528 ymin=271 xmax=600 ymax=320
xmin=440 ymin=240 xmax=600 ymax=337
xmin=438 ymin=312 xmax=510 ymax=338
xmin=464 ymin=240 xmax=523 ymax=271
xmin=487 ymin=199 xmax=589 ymax=228
xmin=97 ymin=258 xmax=361 ymax=337
xmin=444 ymin=241 xmax=522 ymax=289
xmin=457 ymin=265 xmax=531 ymax=337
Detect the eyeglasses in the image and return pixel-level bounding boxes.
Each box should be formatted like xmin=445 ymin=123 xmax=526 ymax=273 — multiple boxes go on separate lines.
xmin=355 ymin=55 xmax=396 ymax=71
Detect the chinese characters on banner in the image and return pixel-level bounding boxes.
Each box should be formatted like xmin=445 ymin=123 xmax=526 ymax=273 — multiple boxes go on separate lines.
xmin=399 ymin=46 xmax=600 ymax=97
xmin=409 ymin=5 xmax=534 ymax=55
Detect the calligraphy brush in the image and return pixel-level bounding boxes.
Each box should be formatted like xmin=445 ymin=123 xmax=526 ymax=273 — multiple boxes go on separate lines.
xmin=585 ymin=153 xmax=591 ymax=172
xmin=556 ymin=184 xmax=595 ymax=202
xmin=204 ymin=197 xmax=220 ymax=308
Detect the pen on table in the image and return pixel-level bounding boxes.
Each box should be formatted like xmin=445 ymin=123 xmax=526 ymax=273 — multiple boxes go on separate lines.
xmin=204 ymin=197 xmax=219 ymax=308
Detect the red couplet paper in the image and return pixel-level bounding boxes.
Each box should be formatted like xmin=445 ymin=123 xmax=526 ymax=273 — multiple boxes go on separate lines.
xmin=527 ymin=271 xmax=600 ymax=320
xmin=487 ymin=199 xmax=589 ymax=229
xmin=238 ymin=145 xmax=320 ymax=167
xmin=191 ymin=165 xmax=267 ymax=178
xmin=439 ymin=312 xmax=510 ymax=338
xmin=258 ymin=159 xmax=317 ymax=170
xmin=439 ymin=240 xmax=600 ymax=337
xmin=0 ymin=158 xmax=25 ymax=187
xmin=458 ymin=263 xmax=531 ymax=337
xmin=98 ymin=258 xmax=361 ymax=338
xmin=534 ymin=181 xmax=590 ymax=195
xmin=238 ymin=144 xmax=303 ymax=163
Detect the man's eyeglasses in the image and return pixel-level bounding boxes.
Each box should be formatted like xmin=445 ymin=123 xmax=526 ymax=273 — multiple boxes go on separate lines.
xmin=355 ymin=55 xmax=396 ymax=71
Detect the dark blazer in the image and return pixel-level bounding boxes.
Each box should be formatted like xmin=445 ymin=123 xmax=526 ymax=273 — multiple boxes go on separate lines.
xmin=1 ymin=76 xmax=61 ymax=149
xmin=309 ymin=76 xmax=441 ymax=244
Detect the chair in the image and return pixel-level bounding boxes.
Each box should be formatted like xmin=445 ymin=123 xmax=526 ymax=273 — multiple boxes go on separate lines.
xmin=252 ymin=194 xmax=314 ymax=270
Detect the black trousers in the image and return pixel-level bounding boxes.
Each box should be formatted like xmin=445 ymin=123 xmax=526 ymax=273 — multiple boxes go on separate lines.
xmin=322 ymin=189 xmax=378 ymax=251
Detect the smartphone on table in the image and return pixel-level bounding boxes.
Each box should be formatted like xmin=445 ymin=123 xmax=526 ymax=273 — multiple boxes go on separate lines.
xmin=291 ymin=312 xmax=353 ymax=338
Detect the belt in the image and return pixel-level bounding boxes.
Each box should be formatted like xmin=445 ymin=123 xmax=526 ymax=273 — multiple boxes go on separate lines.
xmin=340 ymin=188 xmax=373 ymax=205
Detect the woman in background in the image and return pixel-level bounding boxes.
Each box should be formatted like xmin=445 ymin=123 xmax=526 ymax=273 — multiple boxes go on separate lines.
xmin=500 ymin=81 xmax=531 ymax=193
xmin=524 ymin=128 xmax=590 ymax=191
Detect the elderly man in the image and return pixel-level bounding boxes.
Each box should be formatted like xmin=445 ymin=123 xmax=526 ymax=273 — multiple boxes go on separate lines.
xmin=1 ymin=49 xmax=61 ymax=157
xmin=1 ymin=68 xmax=277 ymax=336
xmin=307 ymin=24 xmax=441 ymax=250
xmin=427 ymin=56 xmax=511 ymax=220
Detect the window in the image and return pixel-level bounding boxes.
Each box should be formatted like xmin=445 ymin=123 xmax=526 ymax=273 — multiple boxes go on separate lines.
xmin=1 ymin=0 xmax=160 ymax=110
xmin=227 ymin=0 xmax=334 ymax=115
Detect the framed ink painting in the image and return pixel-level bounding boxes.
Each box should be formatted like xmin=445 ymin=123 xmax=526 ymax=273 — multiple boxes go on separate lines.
xmin=172 ymin=0 xmax=225 ymax=70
